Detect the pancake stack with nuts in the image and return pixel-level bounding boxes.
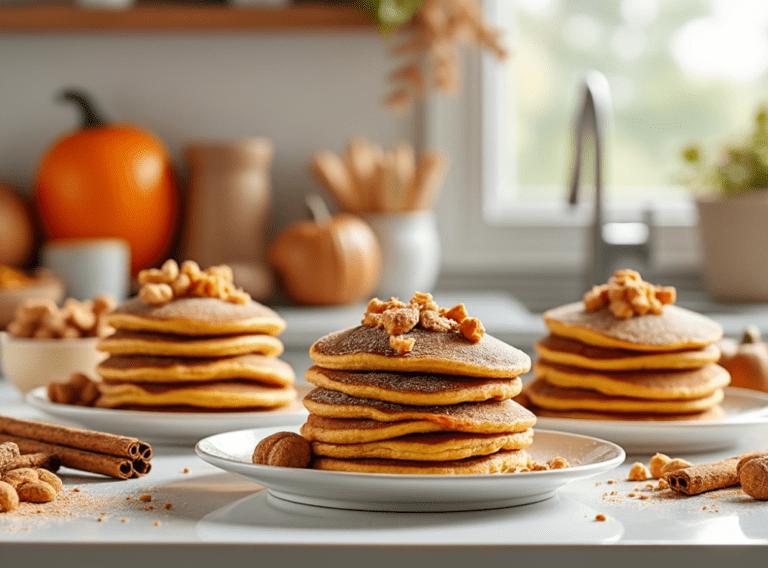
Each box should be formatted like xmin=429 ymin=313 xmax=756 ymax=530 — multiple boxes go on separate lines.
xmin=300 ymin=293 xmax=538 ymax=474
xmin=94 ymin=260 xmax=296 ymax=411
xmin=521 ymin=270 xmax=728 ymax=421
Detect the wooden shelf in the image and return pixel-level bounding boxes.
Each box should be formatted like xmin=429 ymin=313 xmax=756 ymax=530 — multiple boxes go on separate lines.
xmin=0 ymin=4 xmax=379 ymax=33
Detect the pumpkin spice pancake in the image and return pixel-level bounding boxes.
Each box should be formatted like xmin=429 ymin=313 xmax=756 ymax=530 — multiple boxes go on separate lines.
xmin=533 ymin=360 xmax=730 ymax=400
xmin=108 ymin=296 xmax=286 ymax=337
xmin=310 ymin=293 xmax=530 ymax=378
xmin=535 ymin=335 xmax=721 ymax=371
xmin=303 ymin=387 xmax=537 ymax=433
xmin=310 ymin=326 xmax=530 ymax=378
xmin=98 ymin=329 xmax=284 ymax=358
xmin=310 ymin=430 xmax=533 ymax=461
xmin=97 ymin=354 xmax=295 ymax=387
xmin=544 ymin=303 xmax=723 ymax=352
xmin=528 ymin=405 xmax=725 ymax=422
xmin=96 ymin=380 xmax=297 ymax=410
xmin=305 ymin=366 xmax=521 ymax=406
xmin=301 ymin=415 xmax=448 ymax=443
xmin=312 ymin=449 xmax=529 ymax=475
xmin=524 ymin=377 xmax=724 ymax=415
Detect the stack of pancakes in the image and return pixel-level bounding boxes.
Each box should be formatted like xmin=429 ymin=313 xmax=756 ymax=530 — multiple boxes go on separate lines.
xmin=300 ymin=326 xmax=537 ymax=474
xmin=522 ymin=302 xmax=729 ymax=420
xmin=93 ymin=297 xmax=296 ymax=411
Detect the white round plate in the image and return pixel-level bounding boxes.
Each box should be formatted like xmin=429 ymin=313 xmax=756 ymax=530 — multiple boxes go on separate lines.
xmin=25 ymin=385 xmax=310 ymax=446
xmin=533 ymin=386 xmax=768 ymax=455
xmin=195 ymin=426 xmax=624 ymax=512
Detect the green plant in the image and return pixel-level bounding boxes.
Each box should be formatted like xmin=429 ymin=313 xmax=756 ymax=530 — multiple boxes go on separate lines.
xmin=361 ymin=0 xmax=424 ymax=33
xmin=682 ymin=106 xmax=768 ymax=195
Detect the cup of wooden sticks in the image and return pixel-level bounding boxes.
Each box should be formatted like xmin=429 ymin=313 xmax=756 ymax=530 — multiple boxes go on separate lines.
xmin=309 ymin=138 xmax=448 ymax=298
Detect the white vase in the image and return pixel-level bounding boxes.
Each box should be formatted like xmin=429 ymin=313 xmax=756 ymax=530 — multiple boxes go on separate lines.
xmin=696 ymin=191 xmax=768 ymax=302
xmin=361 ymin=211 xmax=441 ymax=301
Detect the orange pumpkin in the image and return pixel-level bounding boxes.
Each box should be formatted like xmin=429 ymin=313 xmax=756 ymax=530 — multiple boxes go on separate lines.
xmin=718 ymin=326 xmax=768 ymax=393
xmin=269 ymin=195 xmax=381 ymax=305
xmin=0 ymin=181 xmax=35 ymax=266
xmin=35 ymin=90 xmax=177 ymax=274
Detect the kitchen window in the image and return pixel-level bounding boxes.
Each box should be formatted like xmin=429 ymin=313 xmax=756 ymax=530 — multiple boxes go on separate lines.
xmin=433 ymin=0 xmax=768 ymax=274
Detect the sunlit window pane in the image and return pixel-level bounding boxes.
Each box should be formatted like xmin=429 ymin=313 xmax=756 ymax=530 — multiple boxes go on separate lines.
xmin=504 ymin=0 xmax=768 ymax=203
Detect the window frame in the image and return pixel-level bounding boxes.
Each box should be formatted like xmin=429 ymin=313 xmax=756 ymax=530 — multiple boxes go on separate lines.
xmin=427 ymin=0 xmax=700 ymax=275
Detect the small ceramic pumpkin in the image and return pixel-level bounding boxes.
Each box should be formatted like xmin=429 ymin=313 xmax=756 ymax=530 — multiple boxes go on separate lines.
xmin=35 ymin=90 xmax=178 ymax=274
xmin=269 ymin=195 xmax=381 ymax=305
xmin=718 ymin=326 xmax=768 ymax=393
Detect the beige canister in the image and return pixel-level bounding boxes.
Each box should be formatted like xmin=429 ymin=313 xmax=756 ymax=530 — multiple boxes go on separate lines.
xmin=182 ymin=139 xmax=275 ymax=299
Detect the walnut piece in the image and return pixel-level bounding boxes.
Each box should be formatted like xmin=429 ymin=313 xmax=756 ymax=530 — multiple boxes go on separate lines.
xmin=47 ymin=373 xmax=100 ymax=407
xmin=137 ymin=260 xmax=251 ymax=306
xmin=252 ymin=432 xmax=311 ymax=468
xmin=628 ymin=462 xmax=650 ymax=481
xmin=360 ymin=293 xmax=486 ymax=356
xmin=390 ymin=335 xmax=415 ymax=355
xmin=583 ymin=269 xmax=676 ymax=319
xmin=8 ymin=296 xmax=115 ymax=339
xmin=649 ymin=453 xmax=672 ymax=479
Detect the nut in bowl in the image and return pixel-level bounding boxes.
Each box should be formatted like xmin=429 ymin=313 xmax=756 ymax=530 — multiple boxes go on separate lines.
xmin=1 ymin=295 xmax=115 ymax=394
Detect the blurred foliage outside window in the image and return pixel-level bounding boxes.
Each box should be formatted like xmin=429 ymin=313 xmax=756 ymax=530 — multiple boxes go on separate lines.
xmin=502 ymin=0 xmax=768 ymax=204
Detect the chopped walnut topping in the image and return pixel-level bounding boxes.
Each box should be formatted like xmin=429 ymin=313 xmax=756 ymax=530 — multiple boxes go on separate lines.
xmin=583 ymin=269 xmax=676 ymax=319
xmin=137 ymin=260 xmax=251 ymax=306
xmin=459 ymin=317 xmax=485 ymax=343
xmin=381 ymin=306 xmax=420 ymax=335
xmin=389 ymin=335 xmax=416 ymax=355
xmin=443 ymin=303 xmax=469 ymax=323
xmin=360 ymin=293 xmax=487 ymax=356
xmin=419 ymin=310 xmax=458 ymax=332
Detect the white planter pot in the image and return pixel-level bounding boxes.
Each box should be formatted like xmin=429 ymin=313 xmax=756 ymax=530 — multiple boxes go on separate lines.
xmin=696 ymin=191 xmax=768 ymax=302
xmin=361 ymin=211 xmax=441 ymax=301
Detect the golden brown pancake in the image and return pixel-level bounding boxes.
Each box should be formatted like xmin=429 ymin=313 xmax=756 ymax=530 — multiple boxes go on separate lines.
xmin=311 ymin=449 xmax=528 ymax=475
xmin=96 ymin=380 xmax=296 ymax=410
xmin=97 ymin=329 xmax=284 ymax=358
xmin=301 ymin=415 xmax=448 ymax=443
xmin=303 ymin=387 xmax=536 ymax=433
xmin=305 ymin=366 xmax=521 ymax=406
xmin=310 ymin=326 xmax=531 ymax=378
xmin=524 ymin=378 xmax=724 ymax=414
xmin=97 ymin=354 xmax=295 ymax=387
xmin=534 ymin=360 xmax=730 ymax=400
xmin=544 ymin=303 xmax=723 ymax=352
xmin=311 ymin=430 xmax=533 ymax=461
xmin=107 ymin=297 xmax=286 ymax=337
xmin=528 ymin=404 xmax=725 ymax=422
xmin=535 ymin=335 xmax=721 ymax=371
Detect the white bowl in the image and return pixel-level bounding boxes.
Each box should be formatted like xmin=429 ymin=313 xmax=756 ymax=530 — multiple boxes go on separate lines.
xmin=0 ymin=332 xmax=106 ymax=394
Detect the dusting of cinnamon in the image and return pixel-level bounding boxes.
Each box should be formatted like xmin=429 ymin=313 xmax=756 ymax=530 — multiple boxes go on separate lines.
xmin=583 ymin=269 xmax=676 ymax=319
xmin=138 ymin=259 xmax=250 ymax=306
xmin=361 ymin=292 xmax=485 ymax=356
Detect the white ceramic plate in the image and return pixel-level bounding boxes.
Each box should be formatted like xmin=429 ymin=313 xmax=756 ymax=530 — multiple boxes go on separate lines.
xmin=195 ymin=426 xmax=625 ymax=512
xmin=25 ymin=385 xmax=310 ymax=446
xmin=534 ymin=386 xmax=768 ymax=455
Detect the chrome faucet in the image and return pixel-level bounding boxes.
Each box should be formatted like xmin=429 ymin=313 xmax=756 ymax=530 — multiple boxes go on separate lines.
xmin=568 ymin=70 xmax=652 ymax=289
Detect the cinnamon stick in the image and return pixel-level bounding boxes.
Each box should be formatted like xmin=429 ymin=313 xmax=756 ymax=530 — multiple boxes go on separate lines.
xmin=666 ymin=453 xmax=764 ymax=496
xmin=0 ymin=452 xmax=60 ymax=475
xmin=132 ymin=459 xmax=152 ymax=477
xmin=0 ymin=415 xmax=142 ymax=459
xmin=1 ymin=434 xmax=134 ymax=480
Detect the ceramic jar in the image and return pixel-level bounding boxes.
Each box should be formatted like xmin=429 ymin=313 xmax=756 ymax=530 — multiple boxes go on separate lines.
xmin=182 ymin=139 xmax=275 ymax=299
xmin=361 ymin=210 xmax=441 ymax=300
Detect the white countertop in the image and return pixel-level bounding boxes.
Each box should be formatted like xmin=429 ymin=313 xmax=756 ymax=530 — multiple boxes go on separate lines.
xmin=0 ymin=381 xmax=766 ymax=568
